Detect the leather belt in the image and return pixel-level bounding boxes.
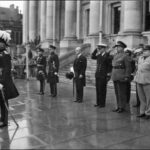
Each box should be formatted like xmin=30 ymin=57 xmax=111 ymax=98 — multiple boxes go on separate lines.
xmin=113 ymin=66 xmax=125 ymax=69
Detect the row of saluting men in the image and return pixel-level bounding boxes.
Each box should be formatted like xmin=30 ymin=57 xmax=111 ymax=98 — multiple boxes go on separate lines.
xmin=66 ymin=41 xmax=150 ymax=120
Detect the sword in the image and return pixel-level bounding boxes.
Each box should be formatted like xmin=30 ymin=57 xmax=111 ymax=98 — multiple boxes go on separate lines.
xmin=0 ymin=88 xmax=19 ymax=127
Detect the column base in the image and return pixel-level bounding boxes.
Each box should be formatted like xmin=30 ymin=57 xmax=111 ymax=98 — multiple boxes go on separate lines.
xmin=84 ymin=34 xmax=99 ymax=53
xmin=60 ymin=37 xmax=78 ymax=47
xmin=59 ymin=37 xmax=83 ymax=56
xmin=40 ymin=39 xmax=53 ymax=49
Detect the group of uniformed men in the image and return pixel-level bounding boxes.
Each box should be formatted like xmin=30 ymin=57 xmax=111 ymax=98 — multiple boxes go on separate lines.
xmin=36 ymin=45 xmax=59 ymax=97
xmin=66 ymin=41 xmax=150 ymax=120
xmin=35 ymin=40 xmax=150 ymax=120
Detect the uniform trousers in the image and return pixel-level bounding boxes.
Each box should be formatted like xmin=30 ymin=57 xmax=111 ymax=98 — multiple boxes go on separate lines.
xmin=0 ymin=95 xmax=8 ymax=124
xmin=113 ymin=81 xmax=127 ymax=109
xmin=75 ymin=79 xmax=84 ymax=101
xmin=137 ymin=83 xmax=150 ymax=116
xmin=126 ymin=82 xmax=131 ymax=104
xmin=136 ymin=83 xmax=140 ymax=105
xmin=40 ymin=80 xmax=45 ymax=93
xmin=49 ymin=83 xmax=57 ymax=96
xmin=96 ymin=78 xmax=107 ymax=106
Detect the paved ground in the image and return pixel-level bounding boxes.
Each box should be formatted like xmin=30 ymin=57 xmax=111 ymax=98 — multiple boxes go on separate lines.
xmin=0 ymin=79 xmax=150 ymax=149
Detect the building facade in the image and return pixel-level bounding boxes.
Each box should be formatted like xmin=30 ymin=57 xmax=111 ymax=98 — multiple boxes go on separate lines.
xmin=0 ymin=4 xmax=22 ymax=45
xmin=23 ymin=0 xmax=150 ymax=55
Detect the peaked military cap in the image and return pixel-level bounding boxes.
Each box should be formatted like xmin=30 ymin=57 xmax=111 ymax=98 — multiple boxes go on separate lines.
xmin=49 ymin=45 xmax=56 ymax=50
xmin=144 ymin=45 xmax=150 ymax=51
xmin=97 ymin=42 xmax=107 ymax=47
xmin=114 ymin=41 xmax=127 ymax=48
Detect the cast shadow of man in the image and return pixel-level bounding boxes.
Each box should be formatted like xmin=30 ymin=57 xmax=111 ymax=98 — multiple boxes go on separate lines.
xmin=0 ymin=126 xmax=19 ymax=149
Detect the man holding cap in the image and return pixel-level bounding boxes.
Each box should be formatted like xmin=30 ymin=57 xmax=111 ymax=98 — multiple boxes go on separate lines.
xmin=91 ymin=43 xmax=112 ymax=108
xmin=134 ymin=45 xmax=150 ymax=119
xmin=111 ymin=41 xmax=132 ymax=113
xmin=47 ymin=45 xmax=59 ymax=97
xmin=73 ymin=47 xmax=87 ymax=103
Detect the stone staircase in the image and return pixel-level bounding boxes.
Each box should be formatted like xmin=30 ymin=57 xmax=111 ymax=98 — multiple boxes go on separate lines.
xmin=59 ymin=54 xmax=136 ymax=91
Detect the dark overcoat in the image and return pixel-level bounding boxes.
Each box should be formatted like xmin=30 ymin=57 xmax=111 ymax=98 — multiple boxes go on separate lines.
xmin=73 ymin=55 xmax=87 ymax=86
xmin=0 ymin=51 xmax=19 ymax=100
xmin=47 ymin=53 xmax=59 ymax=84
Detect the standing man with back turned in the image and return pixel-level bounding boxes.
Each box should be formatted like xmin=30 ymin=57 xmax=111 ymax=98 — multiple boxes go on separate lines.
xmin=91 ymin=43 xmax=112 ymax=108
xmin=73 ymin=47 xmax=87 ymax=103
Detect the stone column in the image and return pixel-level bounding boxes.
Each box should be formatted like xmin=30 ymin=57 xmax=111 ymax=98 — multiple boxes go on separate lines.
xmin=40 ymin=1 xmax=46 ymax=41
xmin=46 ymin=1 xmax=53 ymax=41
xmin=76 ymin=0 xmax=82 ymax=39
xmin=23 ymin=1 xmax=29 ymax=44
xmin=123 ymin=1 xmax=142 ymax=33
xmin=64 ymin=0 xmax=77 ymax=39
xmin=89 ymin=1 xmax=100 ymax=35
xmin=29 ymin=1 xmax=38 ymax=41
xmin=60 ymin=1 xmax=77 ymax=49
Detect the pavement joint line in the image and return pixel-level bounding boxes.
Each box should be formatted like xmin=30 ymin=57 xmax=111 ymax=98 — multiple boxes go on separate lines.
xmin=104 ymin=134 xmax=147 ymax=149
xmin=30 ymin=135 xmax=49 ymax=147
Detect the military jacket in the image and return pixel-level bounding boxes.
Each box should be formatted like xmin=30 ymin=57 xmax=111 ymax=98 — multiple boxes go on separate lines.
xmin=36 ymin=55 xmax=47 ymax=80
xmin=91 ymin=49 xmax=112 ymax=78
xmin=111 ymin=52 xmax=132 ymax=81
xmin=47 ymin=53 xmax=59 ymax=83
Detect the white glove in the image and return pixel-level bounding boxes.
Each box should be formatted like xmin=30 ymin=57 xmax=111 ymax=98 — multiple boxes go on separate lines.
xmin=0 ymin=84 xmax=3 ymax=90
xmin=70 ymin=67 xmax=74 ymax=73
xmin=54 ymin=72 xmax=58 ymax=75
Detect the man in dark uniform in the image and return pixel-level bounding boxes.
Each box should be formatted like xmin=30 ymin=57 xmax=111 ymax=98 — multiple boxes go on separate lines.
xmin=124 ymin=48 xmax=135 ymax=104
xmin=36 ymin=47 xmax=47 ymax=95
xmin=73 ymin=47 xmax=87 ymax=103
xmin=91 ymin=43 xmax=112 ymax=108
xmin=47 ymin=45 xmax=59 ymax=97
xmin=111 ymin=41 xmax=132 ymax=113
xmin=0 ymin=30 xmax=19 ymax=128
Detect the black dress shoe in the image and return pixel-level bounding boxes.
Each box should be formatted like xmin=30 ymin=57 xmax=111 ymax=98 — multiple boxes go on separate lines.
xmin=0 ymin=123 xmax=8 ymax=128
xmin=112 ymin=108 xmax=119 ymax=112
xmin=117 ymin=108 xmax=124 ymax=113
xmin=94 ymin=104 xmax=100 ymax=107
xmin=137 ymin=114 xmax=146 ymax=118
xmin=41 ymin=92 xmax=44 ymax=95
xmin=52 ymin=95 xmax=56 ymax=97
xmin=99 ymin=105 xmax=105 ymax=108
xmin=145 ymin=115 xmax=150 ymax=119
xmin=74 ymin=100 xmax=79 ymax=102
xmin=133 ymin=104 xmax=140 ymax=107
xmin=78 ymin=100 xmax=83 ymax=103
xmin=38 ymin=92 xmax=43 ymax=95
